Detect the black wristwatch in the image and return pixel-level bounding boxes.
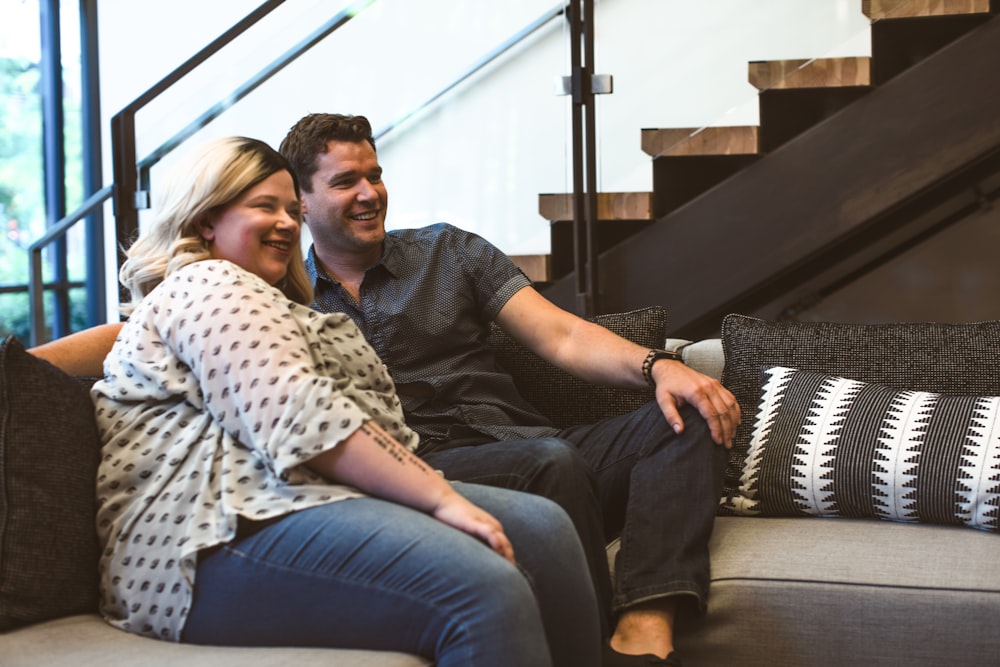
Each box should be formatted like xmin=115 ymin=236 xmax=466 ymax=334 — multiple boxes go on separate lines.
xmin=641 ymin=348 xmax=683 ymax=387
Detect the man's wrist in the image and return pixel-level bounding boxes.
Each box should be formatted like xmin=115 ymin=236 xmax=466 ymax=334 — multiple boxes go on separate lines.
xmin=641 ymin=348 xmax=683 ymax=387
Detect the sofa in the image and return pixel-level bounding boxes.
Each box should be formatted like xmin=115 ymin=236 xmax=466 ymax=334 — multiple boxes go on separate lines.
xmin=3 ymin=308 xmax=1000 ymax=666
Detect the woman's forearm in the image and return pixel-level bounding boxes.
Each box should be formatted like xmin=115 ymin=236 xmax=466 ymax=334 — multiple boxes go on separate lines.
xmin=306 ymin=420 xmax=516 ymax=562
xmin=305 ymin=420 xmax=453 ymax=513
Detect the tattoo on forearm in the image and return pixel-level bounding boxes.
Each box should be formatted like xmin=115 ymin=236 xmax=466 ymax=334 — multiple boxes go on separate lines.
xmin=360 ymin=422 xmax=427 ymax=473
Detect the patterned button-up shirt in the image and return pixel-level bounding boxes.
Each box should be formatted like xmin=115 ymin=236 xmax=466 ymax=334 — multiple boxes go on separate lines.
xmin=307 ymin=223 xmax=559 ymax=448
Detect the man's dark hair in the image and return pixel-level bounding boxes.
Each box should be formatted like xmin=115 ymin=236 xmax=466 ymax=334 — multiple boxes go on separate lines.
xmin=279 ymin=113 xmax=377 ymax=193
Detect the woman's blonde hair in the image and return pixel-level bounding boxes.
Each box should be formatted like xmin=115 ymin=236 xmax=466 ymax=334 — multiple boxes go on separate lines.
xmin=118 ymin=136 xmax=313 ymax=314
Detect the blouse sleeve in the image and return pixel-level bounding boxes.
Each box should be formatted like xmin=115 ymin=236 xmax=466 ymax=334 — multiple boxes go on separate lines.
xmin=131 ymin=261 xmax=390 ymax=477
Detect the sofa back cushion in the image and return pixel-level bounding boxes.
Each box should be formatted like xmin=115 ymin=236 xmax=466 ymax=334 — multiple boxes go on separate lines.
xmin=0 ymin=336 xmax=100 ymax=630
xmin=488 ymin=307 xmax=664 ymax=429
xmin=719 ymin=314 xmax=1000 ymax=527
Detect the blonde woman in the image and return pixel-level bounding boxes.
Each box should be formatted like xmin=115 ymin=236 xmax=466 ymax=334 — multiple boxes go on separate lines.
xmin=91 ymin=136 xmax=601 ymax=667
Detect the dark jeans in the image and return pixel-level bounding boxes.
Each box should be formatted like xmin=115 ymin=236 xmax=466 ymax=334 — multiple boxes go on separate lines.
xmin=421 ymin=401 xmax=727 ymax=627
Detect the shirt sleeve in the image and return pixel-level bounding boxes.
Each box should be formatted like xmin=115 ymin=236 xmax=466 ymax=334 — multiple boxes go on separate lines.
xmin=134 ymin=261 xmax=379 ymax=477
xmin=446 ymin=224 xmax=532 ymax=321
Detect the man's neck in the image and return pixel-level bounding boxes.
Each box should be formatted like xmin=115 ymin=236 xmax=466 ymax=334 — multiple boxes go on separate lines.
xmin=314 ymin=244 xmax=383 ymax=302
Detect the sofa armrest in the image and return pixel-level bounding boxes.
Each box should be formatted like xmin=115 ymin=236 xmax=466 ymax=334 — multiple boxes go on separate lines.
xmin=666 ymin=338 xmax=723 ymax=381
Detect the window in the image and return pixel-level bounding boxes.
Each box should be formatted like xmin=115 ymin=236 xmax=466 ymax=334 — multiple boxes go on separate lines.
xmin=0 ymin=0 xmax=88 ymax=344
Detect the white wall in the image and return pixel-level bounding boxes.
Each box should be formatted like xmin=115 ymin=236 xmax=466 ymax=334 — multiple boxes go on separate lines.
xmin=95 ymin=0 xmax=871 ymax=318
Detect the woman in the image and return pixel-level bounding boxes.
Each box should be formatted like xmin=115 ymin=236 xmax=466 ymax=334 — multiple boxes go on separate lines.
xmin=91 ymin=136 xmax=600 ymax=667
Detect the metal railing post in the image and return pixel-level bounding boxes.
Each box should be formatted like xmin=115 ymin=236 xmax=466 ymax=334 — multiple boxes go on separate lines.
xmin=565 ymin=0 xmax=605 ymax=317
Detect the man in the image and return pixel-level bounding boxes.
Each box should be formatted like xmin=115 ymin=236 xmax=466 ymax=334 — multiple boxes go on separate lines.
xmin=278 ymin=113 xmax=741 ymax=667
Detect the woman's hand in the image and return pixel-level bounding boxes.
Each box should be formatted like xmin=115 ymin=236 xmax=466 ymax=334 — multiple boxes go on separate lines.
xmin=306 ymin=421 xmax=515 ymax=564
xmin=431 ymin=491 xmax=516 ymax=564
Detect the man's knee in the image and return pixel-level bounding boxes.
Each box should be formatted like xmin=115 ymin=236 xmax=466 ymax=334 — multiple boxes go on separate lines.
xmin=523 ymin=437 xmax=594 ymax=486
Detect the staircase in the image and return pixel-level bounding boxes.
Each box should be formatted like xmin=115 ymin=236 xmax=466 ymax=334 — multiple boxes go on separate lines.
xmin=527 ymin=0 xmax=1000 ymax=339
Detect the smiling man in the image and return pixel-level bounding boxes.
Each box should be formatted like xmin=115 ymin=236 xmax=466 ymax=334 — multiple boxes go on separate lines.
xmin=278 ymin=113 xmax=740 ymax=667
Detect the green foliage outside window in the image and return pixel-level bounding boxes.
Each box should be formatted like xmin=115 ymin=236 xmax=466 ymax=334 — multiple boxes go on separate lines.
xmin=1 ymin=43 xmax=88 ymax=345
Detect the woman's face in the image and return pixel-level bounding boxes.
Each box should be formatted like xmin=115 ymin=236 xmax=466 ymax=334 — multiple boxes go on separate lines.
xmin=199 ymin=170 xmax=301 ymax=285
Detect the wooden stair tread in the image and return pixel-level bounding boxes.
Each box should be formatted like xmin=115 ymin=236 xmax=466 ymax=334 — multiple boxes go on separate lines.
xmin=749 ymin=57 xmax=872 ymax=91
xmin=509 ymin=254 xmax=551 ymax=283
xmin=538 ymin=192 xmax=653 ymax=222
xmin=863 ymin=0 xmax=991 ymax=20
xmin=641 ymin=126 xmax=759 ymax=157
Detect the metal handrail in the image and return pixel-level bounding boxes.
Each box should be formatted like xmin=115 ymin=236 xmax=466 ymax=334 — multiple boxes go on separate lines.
xmin=374 ymin=2 xmax=568 ymax=141
xmin=135 ymin=1 xmax=379 ymax=178
xmin=27 ymin=185 xmax=114 ymax=346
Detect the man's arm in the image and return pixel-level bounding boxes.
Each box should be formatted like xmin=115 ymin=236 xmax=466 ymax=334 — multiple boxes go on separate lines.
xmin=494 ymin=286 xmax=739 ymax=447
xmin=28 ymin=322 xmax=124 ymax=376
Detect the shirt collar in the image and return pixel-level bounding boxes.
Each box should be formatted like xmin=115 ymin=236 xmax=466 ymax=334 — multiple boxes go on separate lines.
xmin=378 ymin=232 xmax=403 ymax=278
xmin=305 ymin=237 xmax=400 ymax=289
xmin=305 ymin=245 xmax=332 ymax=288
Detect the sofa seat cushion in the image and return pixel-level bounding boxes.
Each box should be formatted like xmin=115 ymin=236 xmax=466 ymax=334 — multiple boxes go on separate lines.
xmin=0 ymin=614 xmax=431 ymax=667
xmin=674 ymin=516 xmax=1000 ymax=666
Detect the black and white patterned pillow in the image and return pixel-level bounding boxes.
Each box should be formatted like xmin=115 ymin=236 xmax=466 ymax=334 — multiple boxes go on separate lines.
xmin=731 ymin=365 xmax=1000 ymax=531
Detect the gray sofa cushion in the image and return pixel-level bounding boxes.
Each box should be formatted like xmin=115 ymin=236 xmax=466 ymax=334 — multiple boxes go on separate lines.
xmin=488 ymin=306 xmax=664 ymax=429
xmin=1 ymin=614 xmax=431 ymax=667
xmin=674 ymin=516 xmax=1000 ymax=666
xmin=719 ymin=314 xmax=1000 ymax=508
xmin=731 ymin=365 xmax=1000 ymax=530
xmin=0 ymin=336 xmax=100 ymax=631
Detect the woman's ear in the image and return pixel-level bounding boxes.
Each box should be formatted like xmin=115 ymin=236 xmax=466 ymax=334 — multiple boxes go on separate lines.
xmin=196 ymin=214 xmax=215 ymax=242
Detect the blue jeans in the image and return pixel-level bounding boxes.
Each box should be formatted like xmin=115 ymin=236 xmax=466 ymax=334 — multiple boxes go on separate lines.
xmin=182 ymin=483 xmax=601 ymax=667
xmin=422 ymin=437 xmax=614 ymax=634
xmin=423 ymin=402 xmax=727 ymax=619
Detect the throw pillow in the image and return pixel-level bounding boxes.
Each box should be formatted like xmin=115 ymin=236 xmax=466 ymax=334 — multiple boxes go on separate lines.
xmin=0 ymin=335 xmax=100 ymax=630
xmin=488 ymin=307 xmax=665 ymax=429
xmin=719 ymin=314 xmax=1000 ymax=508
xmin=731 ymin=365 xmax=1000 ymax=530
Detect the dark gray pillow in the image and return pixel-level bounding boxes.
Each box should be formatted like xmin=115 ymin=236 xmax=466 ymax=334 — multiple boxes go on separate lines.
xmin=719 ymin=314 xmax=1000 ymax=508
xmin=488 ymin=307 xmax=664 ymax=429
xmin=0 ymin=335 xmax=100 ymax=630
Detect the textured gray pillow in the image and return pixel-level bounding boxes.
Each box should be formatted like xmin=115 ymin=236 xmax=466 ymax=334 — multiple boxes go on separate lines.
xmin=731 ymin=365 xmax=1000 ymax=530
xmin=719 ymin=314 xmax=1000 ymax=508
xmin=488 ymin=307 xmax=664 ymax=429
xmin=0 ymin=336 xmax=100 ymax=630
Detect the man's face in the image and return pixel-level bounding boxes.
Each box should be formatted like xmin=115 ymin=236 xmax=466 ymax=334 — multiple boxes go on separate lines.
xmin=301 ymin=139 xmax=388 ymax=259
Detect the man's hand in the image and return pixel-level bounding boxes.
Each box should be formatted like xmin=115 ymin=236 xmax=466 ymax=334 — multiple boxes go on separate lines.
xmin=651 ymin=360 xmax=740 ymax=448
